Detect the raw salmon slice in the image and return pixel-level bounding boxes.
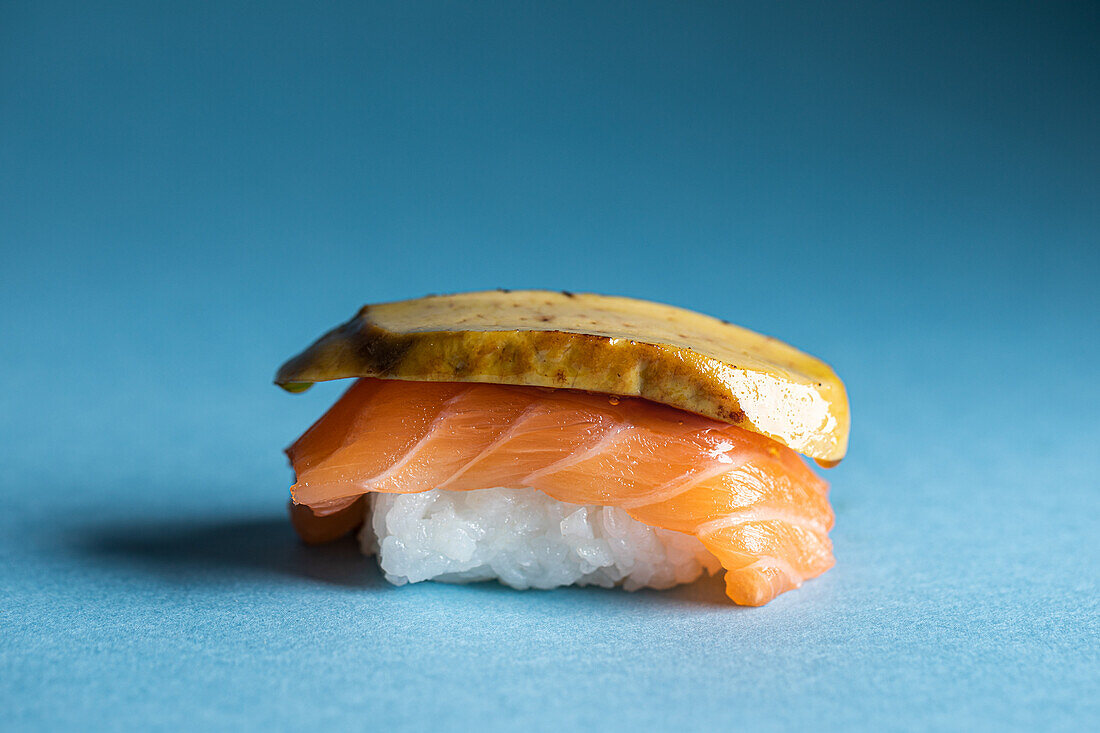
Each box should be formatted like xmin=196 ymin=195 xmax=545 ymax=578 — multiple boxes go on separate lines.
xmin=287 ymin=378 xmax=835 ymax=606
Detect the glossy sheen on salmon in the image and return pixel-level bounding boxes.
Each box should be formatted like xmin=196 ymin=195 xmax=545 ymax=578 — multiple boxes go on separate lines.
xmin=287 ymin=378 xmax=835 ymax=606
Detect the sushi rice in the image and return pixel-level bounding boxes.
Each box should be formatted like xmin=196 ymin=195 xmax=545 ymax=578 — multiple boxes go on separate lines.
xmin=362 ymin=487 xmax=721 ymax=592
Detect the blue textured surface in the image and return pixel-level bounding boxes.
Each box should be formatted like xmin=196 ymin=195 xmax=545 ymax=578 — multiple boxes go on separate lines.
xmin=2 ymin=2 xmax=1098 ymax=730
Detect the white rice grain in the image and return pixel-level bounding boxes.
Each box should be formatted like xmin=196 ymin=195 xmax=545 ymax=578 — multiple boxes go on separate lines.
xmin=361 ymin=487 xmax=720 ymax=592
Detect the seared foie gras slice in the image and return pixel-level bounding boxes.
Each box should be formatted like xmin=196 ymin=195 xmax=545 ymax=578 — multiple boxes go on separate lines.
xmin=275 ymin=290 xmax=849 ymax=463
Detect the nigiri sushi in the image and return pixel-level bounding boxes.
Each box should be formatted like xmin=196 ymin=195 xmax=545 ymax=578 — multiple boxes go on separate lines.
xmin=276 ymin=290 xmax=849 ymax=606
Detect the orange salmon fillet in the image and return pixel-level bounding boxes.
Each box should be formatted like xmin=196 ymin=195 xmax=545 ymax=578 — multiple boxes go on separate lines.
xmin=287 ymin=378 xmax=835 ymax=606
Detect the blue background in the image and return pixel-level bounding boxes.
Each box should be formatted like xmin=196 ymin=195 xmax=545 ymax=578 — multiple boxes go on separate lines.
xmin=2 ymin=1 xmax=1098 ymax=730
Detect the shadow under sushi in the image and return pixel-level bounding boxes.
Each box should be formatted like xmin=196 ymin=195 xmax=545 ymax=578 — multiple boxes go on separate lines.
xmin=450 ymin=570 xmax=734 ymax=608
xmin=78 ymin=514 xmax=734 ymax=607
xmin=79 ymin=515 xmax=384 ymax=589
